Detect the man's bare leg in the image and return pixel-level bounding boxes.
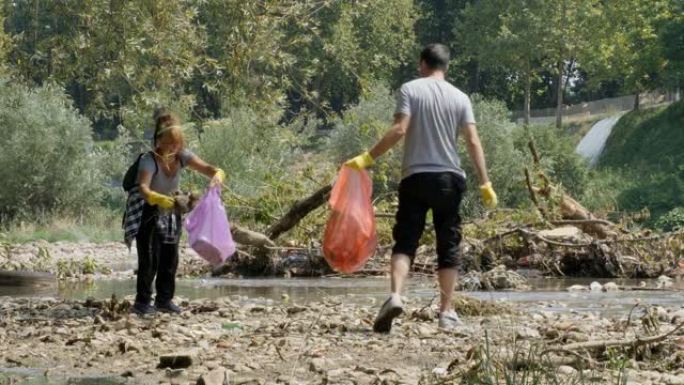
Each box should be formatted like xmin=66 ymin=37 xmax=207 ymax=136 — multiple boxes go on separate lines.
xmin=391 ymin=254 xmax=411 ymax=294
xmin=373 ymin=254 xmax=411 ymax=333
xmin=437 ymin=268 xmax=458 ymax=313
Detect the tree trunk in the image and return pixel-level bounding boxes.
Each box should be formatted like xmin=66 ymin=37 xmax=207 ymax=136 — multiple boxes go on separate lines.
xmin=555 ymin=0 xmax=567 ymax=129
xmin=524 ymin=70 xmax=531 ymax=125
xmin=633 ymin=92 xmax=640 ymax=110
xmin=555 ymin=60 xmax=564 ymax=129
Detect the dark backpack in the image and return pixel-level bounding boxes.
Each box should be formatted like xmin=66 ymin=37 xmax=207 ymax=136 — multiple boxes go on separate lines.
xmin=122 ymin=151 xmax=157 ymax=192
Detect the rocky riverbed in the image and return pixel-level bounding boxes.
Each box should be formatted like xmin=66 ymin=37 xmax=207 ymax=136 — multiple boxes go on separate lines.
xmin=0 ymin=241 xmax=211 ymax=280
xmin=0 ymin=294 xmax=683 ymax=385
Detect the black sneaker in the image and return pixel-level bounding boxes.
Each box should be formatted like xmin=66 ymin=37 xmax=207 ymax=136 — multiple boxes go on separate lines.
xmin=132 ymin=301 xmax=156 ymax=315
xmin=155 ymin=301 xmax=182 ymax=314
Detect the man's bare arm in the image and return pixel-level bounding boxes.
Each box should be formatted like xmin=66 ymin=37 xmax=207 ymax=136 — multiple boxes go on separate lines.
xmin=369 ymin=113 xmax=411 ymax=159
xmin=460 ymin=123 xmax=490 ymax=186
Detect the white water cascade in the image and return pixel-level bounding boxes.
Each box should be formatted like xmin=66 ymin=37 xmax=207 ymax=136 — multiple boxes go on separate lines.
xmin=575 ymin=113 xmax=624 ymax=167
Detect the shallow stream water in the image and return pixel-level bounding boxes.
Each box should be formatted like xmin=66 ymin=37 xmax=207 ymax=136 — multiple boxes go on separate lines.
xmin=2 ymin=276 xmax=682 ymax=316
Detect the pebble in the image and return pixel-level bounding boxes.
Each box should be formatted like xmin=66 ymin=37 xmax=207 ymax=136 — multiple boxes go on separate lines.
xmin=515 ymin=327 xmax=541 ymax=339
xmin=556 ymin=365 xmax=577 ymax=376
xmin=567 ymin=285 xmax=588 ymax=292
xmin=603 ymin=282 xmax=620 ymax=291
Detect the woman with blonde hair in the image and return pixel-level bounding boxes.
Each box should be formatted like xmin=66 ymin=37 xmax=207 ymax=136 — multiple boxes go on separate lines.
xmin=132 ymin=108 xmax=225 ymax=314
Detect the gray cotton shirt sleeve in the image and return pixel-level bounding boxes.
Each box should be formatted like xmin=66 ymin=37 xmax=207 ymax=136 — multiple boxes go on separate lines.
xmin=179 ymin=148 xmax=195 ymax=166
xmin=460 ymin=96 xmax=476 ymax=126
xmin=395 ymin=84 xmax=412 ymax=116
xmin=138 ymin=153 xmax=156 ymax=176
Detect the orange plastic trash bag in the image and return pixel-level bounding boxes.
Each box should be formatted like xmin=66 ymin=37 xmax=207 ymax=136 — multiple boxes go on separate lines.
xmin=323 ymin=166 xmax=377 ymax=273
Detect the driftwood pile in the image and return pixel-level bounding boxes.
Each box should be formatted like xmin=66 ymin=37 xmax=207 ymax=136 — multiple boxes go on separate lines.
xmin=217 ymin=140 xmax=683 ymax=278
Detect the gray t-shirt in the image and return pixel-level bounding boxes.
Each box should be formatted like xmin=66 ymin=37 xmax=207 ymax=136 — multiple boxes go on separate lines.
xmin=395 ymin=78 xmax=475 ymax=179
xmin=138 ymin=149 xmax=195 ymax=195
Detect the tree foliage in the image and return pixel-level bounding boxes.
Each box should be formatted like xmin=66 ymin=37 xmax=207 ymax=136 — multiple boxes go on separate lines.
xmin=0 ymin=79 xmax=103 ymax=222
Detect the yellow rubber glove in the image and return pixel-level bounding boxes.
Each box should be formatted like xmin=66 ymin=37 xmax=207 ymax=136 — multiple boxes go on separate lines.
xmin=147 ymin=191 xmax=175 ymax=210
xmin=344 ymin=151 xmax=374 ymax=170
xmin=479 ymin=182 xmax=498 ymax=209
xmin=211 ymin=168 xmax=226 ymax=187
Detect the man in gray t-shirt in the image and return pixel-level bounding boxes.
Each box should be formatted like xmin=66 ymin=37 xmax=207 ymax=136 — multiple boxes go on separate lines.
xmin=346 ymin=44 xmax=498 ymax=332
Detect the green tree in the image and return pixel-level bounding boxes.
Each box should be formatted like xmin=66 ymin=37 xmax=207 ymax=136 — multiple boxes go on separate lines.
xmin=460 ymin=0 xmax=631 ymax=127
xmin=281 ymin=0 xmax=418 ymax=118
xmin=458 ymin=0 xmax=549 ymax=125
xmin=5 ymin=0 xmax=207 ymax=136
xmin=583 ymin=0 xmax=673 ymax=110
xmin=659 ymin=0 xmax=684 ymax=90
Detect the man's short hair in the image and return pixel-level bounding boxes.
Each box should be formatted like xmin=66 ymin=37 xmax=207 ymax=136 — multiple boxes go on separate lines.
xmin=420 ymin=44 xmax=450 ymax=71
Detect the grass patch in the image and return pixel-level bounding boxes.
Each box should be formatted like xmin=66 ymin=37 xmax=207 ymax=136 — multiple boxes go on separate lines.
xmin=0 ymin=208 xmax=121 ymax=244
xmin=563 ymin=112 xmax=615 ymax=144
xmin=600 ymin=102 xmax=684 ymax=170
xmin=453 ymin=294 xmax=515 ymax=316
xmin=596 ymin=101 xmax=684 ymax=225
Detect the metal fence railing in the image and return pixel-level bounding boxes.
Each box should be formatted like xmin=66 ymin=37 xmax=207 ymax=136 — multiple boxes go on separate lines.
xmin=512 ymin=91 xmax=681 ymax=124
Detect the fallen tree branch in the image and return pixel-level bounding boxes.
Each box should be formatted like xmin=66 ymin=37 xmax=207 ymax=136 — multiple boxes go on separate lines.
xmin=232 ymin=225 xmax=275 ymax=248
xmin=601 ymin=230 xmax=684 ymax=244
xmin=524 ymin=168 xmax=546 ymax=218
xmin=553 ymin=348 xmax=598 ymax=368
xmin=518 ymin=229 xmax=593 ymax=248
xmin=544 ymin=321 xmax=684 ymax=355
xmin=267 ymin=184 xmax=332 ymax=240
xmin=550 ymin=219 xmax=615 ymax=227
xmin=375 ymin=213 xmax=395 ymax=219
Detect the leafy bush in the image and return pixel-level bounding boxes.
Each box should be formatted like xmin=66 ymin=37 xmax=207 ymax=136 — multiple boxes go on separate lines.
xmin=655 ymin=207 xmax=684 ymax=232
xmin=0 ymin=80 xmax=104 ymax=223
xmin=460 ymin=96 xmax=528 ymax=217
xmin=189 ymin=107 xmax=297 ymax=194
xmin=512 ymin=123 xmax=589 ymax=199
xmin=326 ymin=82 xmax=403 ymax=196
xmin=188 ymin=106 xmax=331 ymax=228
xmin=580 ymin=168 xmax=633 ymax=216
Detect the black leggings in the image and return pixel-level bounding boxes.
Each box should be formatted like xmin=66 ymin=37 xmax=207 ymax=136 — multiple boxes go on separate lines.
xmin=135 ymin=204 xmax=180 ymax=305
xmin=392 ymin=172 xmax=466 ymax=270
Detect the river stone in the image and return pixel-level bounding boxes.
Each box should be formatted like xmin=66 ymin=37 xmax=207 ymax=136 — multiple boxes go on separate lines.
xmin=539 ymin=226 xmax=584 ymax=241
xmin=66 ymin=375 xmax=127 ymax=385
xmin=567 ymin=285 xmax=588 ymax=292
xmin=159 ymin=353 xmax=194 ymax=369
xmin=589 ymin=281 xmax=602 ymax=291
xmin=655 ymin=307 xmax=670 ymax=322
xmin=556 ymin=366 xmax=577 ymax=376
xmin=165 ymin=368 xmax=186 ymax=378
xmin=309 ymin=357 xmax=332 ymax=373
xmin=197 ymin=368 xmax=230 ymax=385
xmin=325 ymin=368 xmax=348 ymax=382
xmin=663 ymin=374 xmax=684 ymax=385
xmin=516 ymin=327 xmax=541 ymax=339
xmin=417 ymin=323 xmax=437 ymax=337
xmin=670 ymin=310 xmax=684 ymax=324
xmin=603 ymin=282 xmax=619 ymax=292
xmin=657 ymin=275 xmax=674 ymax=289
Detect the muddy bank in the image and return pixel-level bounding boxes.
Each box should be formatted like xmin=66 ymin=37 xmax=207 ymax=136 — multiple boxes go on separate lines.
xmin=0 ymin=295 xmax=682 ymax=385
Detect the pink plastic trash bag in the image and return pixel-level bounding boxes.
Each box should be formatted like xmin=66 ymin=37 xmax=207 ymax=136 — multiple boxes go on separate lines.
xmin=323 ymin=166 xmax=377 ymax=273
xmin=184 ymin=186 xmax=235 ymax=266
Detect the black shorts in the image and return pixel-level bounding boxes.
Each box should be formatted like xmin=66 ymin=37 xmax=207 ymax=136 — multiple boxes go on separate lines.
xmin=392 ymin=172 xmax=466 ymax=270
